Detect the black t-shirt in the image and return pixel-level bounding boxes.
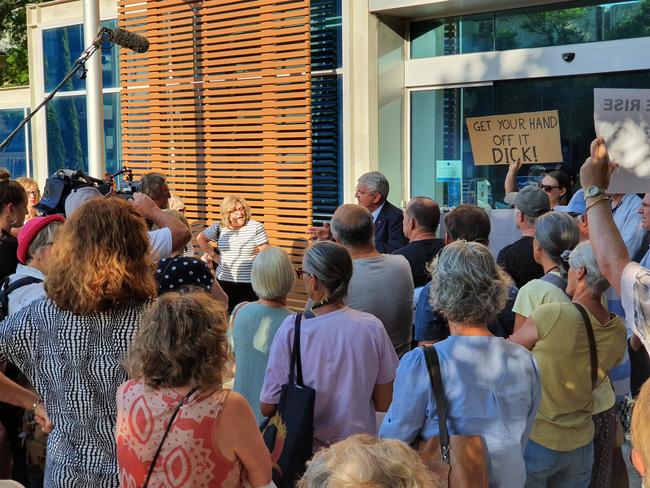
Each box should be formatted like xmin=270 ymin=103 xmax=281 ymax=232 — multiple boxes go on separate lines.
xmin=0 ymin=230 xmax=18 ymax=280
xmin=497 ymin=236 xmax=543 ymax=289
xmin=392 ymin=238 xmax=445 ymax=287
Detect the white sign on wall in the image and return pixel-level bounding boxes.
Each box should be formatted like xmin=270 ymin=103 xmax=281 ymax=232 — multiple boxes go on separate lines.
xmin=594 ymin=88 xmax=650 ymax=193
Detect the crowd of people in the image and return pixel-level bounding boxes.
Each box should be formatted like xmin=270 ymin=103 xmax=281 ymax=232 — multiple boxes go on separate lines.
xmin=1 ymin=138 xmax=650 ymax=487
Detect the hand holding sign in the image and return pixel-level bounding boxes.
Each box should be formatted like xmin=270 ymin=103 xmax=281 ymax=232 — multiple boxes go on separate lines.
xmin=466 ymin=110 xmax=563 ymax=166
xmin=580 ymin=137 xmax=618 ymax=191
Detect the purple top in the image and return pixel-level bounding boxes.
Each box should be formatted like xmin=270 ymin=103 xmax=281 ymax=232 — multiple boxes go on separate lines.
xmin=260 ymin=307 xmax=399 ymax=450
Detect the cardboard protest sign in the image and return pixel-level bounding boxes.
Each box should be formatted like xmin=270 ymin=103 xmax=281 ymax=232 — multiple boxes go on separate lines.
xmin=594 ymin=88 xmax=650 ymax=193
xmin=466 ymin=110 xmax=563 ymax=166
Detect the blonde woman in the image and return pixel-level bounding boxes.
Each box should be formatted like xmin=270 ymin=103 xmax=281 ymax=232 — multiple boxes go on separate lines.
xmin=16 ymin=177 xmax=40 ymax=222
xmin=298 ymin=434 xmax=439 ymax=488
xmin=0 ymin=198 xmax=157 ymax=487
xmin=117 ymin=289 xmax=272 ymax=487
xmin=197 ymin=195 xmax=269 ymax=311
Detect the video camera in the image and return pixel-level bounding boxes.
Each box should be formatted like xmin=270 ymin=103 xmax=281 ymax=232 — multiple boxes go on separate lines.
xmin=36 ymin=167 xmax=140 ymax=216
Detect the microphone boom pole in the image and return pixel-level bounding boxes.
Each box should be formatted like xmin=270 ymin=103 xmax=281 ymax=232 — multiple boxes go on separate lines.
xmin=0 ymin=29 xmax=109 ymax=154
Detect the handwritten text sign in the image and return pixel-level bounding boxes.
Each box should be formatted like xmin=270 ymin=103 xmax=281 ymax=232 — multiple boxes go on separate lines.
xmin=594 ymin=88 xmax=650 ymax=193
xmin=466 ymin=110 xmax=563 ymax=166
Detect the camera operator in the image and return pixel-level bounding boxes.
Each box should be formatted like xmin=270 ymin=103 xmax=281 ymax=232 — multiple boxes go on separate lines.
xmin=64 ymin=188 xmax=191 ymax=260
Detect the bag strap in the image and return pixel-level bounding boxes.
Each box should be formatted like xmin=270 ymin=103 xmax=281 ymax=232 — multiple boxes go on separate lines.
xmin=540 ymin=272 xmax=568 ymax=295
xmin=289 ymin=313 xmax=304 ymax=386
xmin=573 ymin=302 xmax=599 ymax=389
xmin=421 ymin=345 xmax=450 ymax=465
xmin=142 ymin=386 xmax=199 ymax=488
xmin=6 ymin=276 xmax=43 ymax=294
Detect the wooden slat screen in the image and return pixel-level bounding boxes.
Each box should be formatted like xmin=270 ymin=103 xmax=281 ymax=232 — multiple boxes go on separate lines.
xmin=118 ymin=0 xmax=312 ymax=308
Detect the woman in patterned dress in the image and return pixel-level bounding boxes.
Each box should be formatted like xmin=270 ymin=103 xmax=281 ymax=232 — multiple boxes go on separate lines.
xmin=0 ymin=197 xmax=157 ymax=487
xmin=117 ymin=288 xmax=272 ymax=487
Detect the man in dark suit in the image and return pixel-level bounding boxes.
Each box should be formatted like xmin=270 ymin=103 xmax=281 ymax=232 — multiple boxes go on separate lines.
xmin=355 ymin=172 xmax=408 ymax=253
xmin=307 ymin=171 xmax=408 ymax=253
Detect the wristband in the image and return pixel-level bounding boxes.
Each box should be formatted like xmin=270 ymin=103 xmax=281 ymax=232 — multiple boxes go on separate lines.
xmin=585 ymin=195 xmax=610 ymax=212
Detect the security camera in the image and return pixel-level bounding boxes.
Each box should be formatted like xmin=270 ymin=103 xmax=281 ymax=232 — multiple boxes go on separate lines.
xmin=562 ymin=52 xmax=575 ymax=63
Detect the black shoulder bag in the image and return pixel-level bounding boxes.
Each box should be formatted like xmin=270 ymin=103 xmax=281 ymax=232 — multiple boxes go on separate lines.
xmin=261 ymin=313 xmax=315 ymax=488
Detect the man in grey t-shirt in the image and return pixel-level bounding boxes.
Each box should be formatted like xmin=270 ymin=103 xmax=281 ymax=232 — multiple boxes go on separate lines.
xmin=331 ymin=204 xmax=414 ymax=357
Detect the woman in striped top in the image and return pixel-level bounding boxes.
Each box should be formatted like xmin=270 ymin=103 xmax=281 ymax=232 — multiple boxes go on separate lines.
xmin=197 ymin=195 xmax=269 ymax=312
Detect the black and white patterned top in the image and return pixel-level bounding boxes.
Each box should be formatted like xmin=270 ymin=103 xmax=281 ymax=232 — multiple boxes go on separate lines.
xmin=0 ymin=296 xmax=149 ymax=488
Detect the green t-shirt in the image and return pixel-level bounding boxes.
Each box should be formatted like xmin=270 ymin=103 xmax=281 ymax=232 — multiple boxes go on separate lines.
xmin=529 ymin=302 xmax=626 ymax=451
xmin=231 ymin=302 xmax=292 ymax=423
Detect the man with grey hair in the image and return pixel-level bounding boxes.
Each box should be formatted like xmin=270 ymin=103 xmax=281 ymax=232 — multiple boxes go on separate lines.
xmin=308 ymin=171 xmax=408 ymax=253
xmin=331 ymin=204 xmax=414 ymax=357
xmin=140 ymin=172 xmax=171 ymax=210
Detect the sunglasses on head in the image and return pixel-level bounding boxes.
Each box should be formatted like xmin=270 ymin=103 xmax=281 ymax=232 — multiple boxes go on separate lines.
xmin=538 ymin=183 xmax=562 ymax=193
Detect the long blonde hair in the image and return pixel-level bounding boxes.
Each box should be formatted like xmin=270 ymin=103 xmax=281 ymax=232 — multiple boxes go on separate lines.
xmin=45 ymin=198 xmax=156 ymax=314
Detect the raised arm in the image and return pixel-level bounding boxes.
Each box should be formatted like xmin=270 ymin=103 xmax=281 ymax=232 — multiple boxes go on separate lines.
xmin=505 ymin=159 xmax=523 ymax=194
xmin=130 ymin=193 xmax=192 ymax=253
xmin=580 ymin=137 xmax=630 ymax=295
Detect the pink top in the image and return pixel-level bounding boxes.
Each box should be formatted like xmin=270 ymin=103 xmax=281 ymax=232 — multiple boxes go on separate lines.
xmin=116 ymin=381 xmax=242 ymax=488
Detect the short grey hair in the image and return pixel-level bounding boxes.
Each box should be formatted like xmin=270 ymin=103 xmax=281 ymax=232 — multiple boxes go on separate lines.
xmin=302 ymin=241 xmax=353 ymax=304
xmin=297 ymin=434 xmax=438 ymax=488
xmin=27 ymin=222 xmax=62 ymax=263
xmin=358 ymin=171 xmax=389 ymax=201
xmin=251 ymin=246 xmax=295 ymax=300
xmin=140 ymin=172 xmax=168 ymax=201
xmin=430 ymin=240 xmax=509 ymax=327
xmin=568 ymin=241 xmax=610 ymax=295
xmin=534 ymin=211 xmax=580 ymax=276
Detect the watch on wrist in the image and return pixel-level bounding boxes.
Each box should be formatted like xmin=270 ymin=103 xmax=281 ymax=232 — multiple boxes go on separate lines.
xmin=583 ymin=186 xmax=608 ymax=199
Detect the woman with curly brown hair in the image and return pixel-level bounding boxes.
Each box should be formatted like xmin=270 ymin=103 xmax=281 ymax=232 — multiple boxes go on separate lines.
xmin=117 ymin=289 xmax=272 ymax=487
xmin=0 ymin=197 xmax=157 ymax=488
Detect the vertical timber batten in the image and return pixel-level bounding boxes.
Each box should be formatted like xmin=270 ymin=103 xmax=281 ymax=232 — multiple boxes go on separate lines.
xmin=118 ymin=0 xmax=313 ymax=308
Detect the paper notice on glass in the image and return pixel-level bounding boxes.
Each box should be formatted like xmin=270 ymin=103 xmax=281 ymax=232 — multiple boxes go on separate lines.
xmin=594 ymin=88 xmax=650 ymax=193
xmin=436 ymin=160 xmax=462 ymax=182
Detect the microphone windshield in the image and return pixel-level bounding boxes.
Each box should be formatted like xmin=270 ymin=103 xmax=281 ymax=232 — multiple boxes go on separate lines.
xmin=109 ymin=27 xmax=149 ymax=54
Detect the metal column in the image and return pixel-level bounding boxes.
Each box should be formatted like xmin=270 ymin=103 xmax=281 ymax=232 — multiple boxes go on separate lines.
xmin=83 ymin=0 xmax=105 ymax=178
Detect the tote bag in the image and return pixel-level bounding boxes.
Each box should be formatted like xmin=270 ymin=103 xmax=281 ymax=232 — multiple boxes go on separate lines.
xmin=261 ymin=313 xmax=315 ymax=487
xmin=418 ymin=345 xmax=489 ymax=488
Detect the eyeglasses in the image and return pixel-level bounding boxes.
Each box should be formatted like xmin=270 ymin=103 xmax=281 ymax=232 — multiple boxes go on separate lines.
xmin=295 ymin=267 xmax=305 ymax=279
xmin=538 ymin=183 xmax=562 ymax=193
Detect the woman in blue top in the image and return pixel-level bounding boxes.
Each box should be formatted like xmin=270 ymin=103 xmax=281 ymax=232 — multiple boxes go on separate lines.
xmin=380 ymin=240 xmax=541 ymax=488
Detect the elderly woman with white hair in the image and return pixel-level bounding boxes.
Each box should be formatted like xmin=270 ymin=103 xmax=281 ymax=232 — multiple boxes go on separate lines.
xmin=379 ymin=240 xmax=541 ymax=488
xmin=231 ymin=246 xmax=295 ymax=422
xmin=510 ymin=241 xmax=626 ymax=487
xmin=298 ymin=434 xmax=439 ymax=488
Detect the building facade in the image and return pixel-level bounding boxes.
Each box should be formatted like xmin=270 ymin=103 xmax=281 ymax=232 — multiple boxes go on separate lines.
xmin=1 ymin=0 xmax=650 ymax=219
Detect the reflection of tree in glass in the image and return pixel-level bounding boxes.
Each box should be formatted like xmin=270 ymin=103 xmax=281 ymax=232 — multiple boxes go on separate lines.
xmin=608 ymin=0 xmax=650 ymax=39
xmin=519 ymin=8 xmax=588 ymax=46
xmin=496 ymin=29 xmax=518 ymax=50
xmin=59 ymin=29 xmax=84 ymax=169
xmin=46 ymin=105 xmax=66 ymax=170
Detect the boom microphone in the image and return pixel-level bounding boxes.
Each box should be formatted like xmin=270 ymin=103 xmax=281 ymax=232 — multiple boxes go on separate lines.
xmin=99 ymin=26 xmax=149 ymax=53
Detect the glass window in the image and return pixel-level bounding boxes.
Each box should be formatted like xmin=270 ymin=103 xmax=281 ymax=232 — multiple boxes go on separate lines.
xmin=410 ymin=70 xmax=650 ymax=208
xmin=46 ymin=93 xmax=121 ymax=175
xmin=311 ymin=0 xmax=342 ymax=71
xmin=43 ymin=19 xmax=119 ymax=92
xmin=0 ymin=108 xmax=31 ymax=178
xmin=411 ymin=0 xmax=650 ymax=59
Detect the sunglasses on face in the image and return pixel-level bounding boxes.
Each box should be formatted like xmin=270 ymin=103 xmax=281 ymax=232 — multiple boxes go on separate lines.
xmin=538 ymin=183 xmax=562 ymax=193
xmin=295 ymin=267 xmax=305 ymax=279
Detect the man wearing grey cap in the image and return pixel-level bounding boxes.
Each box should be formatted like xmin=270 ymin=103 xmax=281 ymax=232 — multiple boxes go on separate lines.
xmin=497 ymin=186 xmax=551 ymax=288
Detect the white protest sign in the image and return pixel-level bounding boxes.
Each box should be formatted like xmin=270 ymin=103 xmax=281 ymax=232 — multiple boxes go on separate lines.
xmin=594 ymin=88 xmax=650 ymax=193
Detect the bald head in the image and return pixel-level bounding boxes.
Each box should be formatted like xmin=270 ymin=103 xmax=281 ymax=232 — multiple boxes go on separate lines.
xmin=331 ymin=204 xmax=374 ymax=248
